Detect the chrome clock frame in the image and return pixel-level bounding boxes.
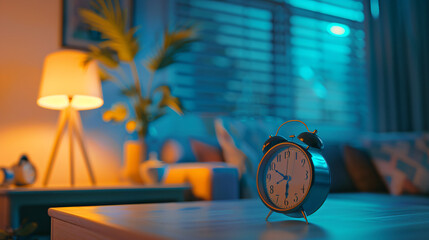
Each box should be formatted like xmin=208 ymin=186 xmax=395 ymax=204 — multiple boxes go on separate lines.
xmin=257 ymin=141 xmax=330 ymax=223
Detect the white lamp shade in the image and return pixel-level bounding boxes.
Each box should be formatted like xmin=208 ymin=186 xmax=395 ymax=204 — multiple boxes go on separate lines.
xmin=37 ymin=50 xmax=103 ymax=110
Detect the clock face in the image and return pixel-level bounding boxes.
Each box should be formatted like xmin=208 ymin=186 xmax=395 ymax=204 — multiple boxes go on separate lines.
xmin=263 ymin=144 xmax=312 ymax=210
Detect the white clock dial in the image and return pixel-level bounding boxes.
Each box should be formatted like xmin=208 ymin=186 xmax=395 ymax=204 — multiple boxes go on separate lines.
xmin=264 ymin=145 xmax=312 ymax=210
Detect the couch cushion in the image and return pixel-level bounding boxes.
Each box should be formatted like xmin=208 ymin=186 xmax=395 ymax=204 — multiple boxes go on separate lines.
xmin=215 ymin=118 xmax=270 ymax=198
xmin=214 ymin=119 xmax=257 ymax=177
xmin=160 ymin=137 xmax=197 ymax=163
xmin=344 ymin=145 xmax=388 ymax=192
xmin=363 ymin=132 xmax=429 ymax=195
xmin=160 ymin=136 xmax=223 ymax=164
xmin=190 ymin=139 xmax=224 ymax=163
xmin=163 ymin=163 xmax=239 ymax=200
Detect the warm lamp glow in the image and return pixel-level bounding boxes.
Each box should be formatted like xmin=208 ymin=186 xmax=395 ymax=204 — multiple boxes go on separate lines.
xmin=38 ymin=50 xmax=103 ymax=110
xmin=37 ymin=95 xmax=103 ymax=110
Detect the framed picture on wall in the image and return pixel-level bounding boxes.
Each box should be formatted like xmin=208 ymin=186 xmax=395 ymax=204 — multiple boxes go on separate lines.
xmin=61 ymin=0 xmax=134 ymax=50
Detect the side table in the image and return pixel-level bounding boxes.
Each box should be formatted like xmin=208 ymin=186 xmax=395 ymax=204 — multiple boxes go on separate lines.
xmin=0 ymin=184 xmax=190 ymax=237
xmin=49 ymin=193 xmax=429 ymax=240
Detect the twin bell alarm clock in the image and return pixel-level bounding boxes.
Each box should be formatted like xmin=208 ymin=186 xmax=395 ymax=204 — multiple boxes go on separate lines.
xmin=257 ymin=120 xmax=331 ymax=224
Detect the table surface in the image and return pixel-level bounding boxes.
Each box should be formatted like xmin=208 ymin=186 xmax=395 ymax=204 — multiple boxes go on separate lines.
xmin=49 ymin=193 xmax=429 ymax=240
xmin=0 ymin=184 xmax=190 ymax=237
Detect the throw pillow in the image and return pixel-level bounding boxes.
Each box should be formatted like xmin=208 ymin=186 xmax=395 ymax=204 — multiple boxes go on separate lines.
xmin=190 ymin=139 xmax=224 ymax=163
xmin=215 ymin=119 xmax=263 ymax=198
xmin=160 ymin=138 xmax=196 ymax=164
xmin=161 ymin=139 xmax=186 ymax=164
xmin=160 ymin=137 xmax=224 ymax=164
xmin=364 ymin=133 xmax=429 ymax=195
xmin=343 ymin=145 xmax=388 ymax=192
xmin=214 ymin=119 xmax=248 ymax=176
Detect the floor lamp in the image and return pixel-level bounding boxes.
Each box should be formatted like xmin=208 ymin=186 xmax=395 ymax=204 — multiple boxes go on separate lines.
xmin=37 ymin=50 xmax=104 ymax=186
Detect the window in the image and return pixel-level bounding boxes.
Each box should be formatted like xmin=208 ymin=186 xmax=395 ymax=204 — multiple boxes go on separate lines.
xmin=171 ymin=0 xmax=367 ymax=134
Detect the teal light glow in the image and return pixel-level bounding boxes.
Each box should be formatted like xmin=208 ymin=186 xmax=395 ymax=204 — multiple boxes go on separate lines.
xmin=370 ymin=0 xmax=380 ymax=18
xmin=299 ymin=66 xmax=314 ymax=80
xmin=327 ymin=23 xmax=350 ymax=37
xmin=313 ymin=81 xmax=327 ymax=98
xmin=287 ymin=0 xmax=364 ymax=22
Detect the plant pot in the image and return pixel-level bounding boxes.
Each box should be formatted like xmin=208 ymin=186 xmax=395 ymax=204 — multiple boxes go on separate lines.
xmin=122 ymin=139 xmax=146 ymax=184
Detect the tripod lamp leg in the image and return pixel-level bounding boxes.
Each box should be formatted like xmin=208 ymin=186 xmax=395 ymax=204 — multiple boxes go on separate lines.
xmin=72 ymin=110 xmax=96 ymax=185
xmin=43 ymin=109 xmax=68 ymax=186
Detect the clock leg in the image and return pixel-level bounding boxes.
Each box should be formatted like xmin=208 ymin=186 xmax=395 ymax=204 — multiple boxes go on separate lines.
xmin=265 ymin=210 xmax=273 ymax=221
xmin=301 ymin=208 xmax=309 ymax=224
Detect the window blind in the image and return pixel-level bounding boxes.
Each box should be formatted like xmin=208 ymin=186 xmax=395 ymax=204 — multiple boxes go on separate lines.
xmin=285 ymin=0 xmax=367 ymax=133
xmin=171 ymin=0 xmax=367 ymax=133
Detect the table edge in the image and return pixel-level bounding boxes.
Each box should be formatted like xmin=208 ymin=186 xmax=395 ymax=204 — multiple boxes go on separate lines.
xmin=0 ymin=184 xmax=190 ymax=196
xmin=49 ymin=208 xmax=170 ymax=240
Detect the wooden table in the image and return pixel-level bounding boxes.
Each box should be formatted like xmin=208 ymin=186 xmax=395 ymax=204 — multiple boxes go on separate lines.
xmin=49 ymin=193 xmax=429 ymax=240
xmin=0 ymin=184 xmax=190 ymax=237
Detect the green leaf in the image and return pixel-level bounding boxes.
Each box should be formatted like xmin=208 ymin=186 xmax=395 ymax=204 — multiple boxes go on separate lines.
xmin=136 ymin=98 xmax=151 ymax=112
xmin=121 ymin=86 xmax=139 ymax=97
xmin=98 ymin=68 xmax=112 ymax=82
xmin=85 ymin=45 xmax=119 ymax=68
xmin=154 ymin=85 xmax=184 ymax=115
xmin=79 ymin=0 xmax=139 ymax=62
xmin=134 ymin=98 xmax=151 ymax=126
xmin=146 ymin=25 xmax=198 ymax=72
xmin=15 ymin=222 xmax=37 ymax=237
xmin=150 ymin=111 xmax=166 ymax=122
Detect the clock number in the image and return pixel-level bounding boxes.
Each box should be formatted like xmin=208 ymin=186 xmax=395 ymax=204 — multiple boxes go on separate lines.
xmin=284 ymin=199 xmax=289 ymax=206
xmin=277 ymin=155 xmax=281 ymax=162
xmin=275 ymin=194 xmax=279 ymax=203
xmin=269 ymin=185 xmax=274 ymax=194
xmin=301 ymin=159 xmax=305 ymax=166
xmin=267 ymin=174 xmax=271 ymax=181
xmin=285 ymin=150 xmax=290 ymax=158
xmin=295 ymin=152 xmax=298 ymax=159
xmin=270 ymin=162 xmax=276 ymax=171
xmin=294 ymin=193 xmax=298 ymax=202
xmin=305 ymin=170 xmax=309 ymax=180
xmin=301 ymin=185 xmax=305 ymax=194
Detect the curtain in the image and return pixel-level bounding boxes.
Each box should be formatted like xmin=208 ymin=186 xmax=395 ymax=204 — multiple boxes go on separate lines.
xmin=366 ymin=0 xmax=429 ymax=132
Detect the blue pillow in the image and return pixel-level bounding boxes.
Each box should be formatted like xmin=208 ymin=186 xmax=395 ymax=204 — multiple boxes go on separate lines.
xmin=363 ymin=133 xmax=429 ymax=195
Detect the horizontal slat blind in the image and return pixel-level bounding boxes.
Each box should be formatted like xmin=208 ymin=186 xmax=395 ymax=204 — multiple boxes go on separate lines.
xmin=172 ymin=0 xmax=286 ymax=117
xmin=171 ymin=0 xmax=367 ymax=132
xmin=285 ymin=0 xmax=367 ymax=131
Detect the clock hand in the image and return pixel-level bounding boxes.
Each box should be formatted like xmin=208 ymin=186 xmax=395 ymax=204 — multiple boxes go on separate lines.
xmin=285 ymin=151 xmax=290 ymax=198
xmin=275 ymin=169 xmax=288 ymax=184
xmin=285 ymin=176 xmax=291 ymax=198
xmin=274 ymin=169 xmax=286 ymax=178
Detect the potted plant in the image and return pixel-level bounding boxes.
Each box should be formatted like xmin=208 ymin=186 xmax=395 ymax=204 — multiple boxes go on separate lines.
xmin=80 ymin=0 xmax=197 ymax=183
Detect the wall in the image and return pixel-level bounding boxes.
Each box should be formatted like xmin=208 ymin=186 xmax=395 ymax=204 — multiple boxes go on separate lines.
xmin=0 ymin=0 xmax=122 ymax=186
xmin=0 ymin=0 xmax=217 ymax=187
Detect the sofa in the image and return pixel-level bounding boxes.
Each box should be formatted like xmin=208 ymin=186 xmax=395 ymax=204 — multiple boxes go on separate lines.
xmin=155 ymin=117 xmax=429 ymax=200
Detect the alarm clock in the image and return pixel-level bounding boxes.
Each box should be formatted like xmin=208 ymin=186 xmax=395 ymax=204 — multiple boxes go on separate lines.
xmin=257 ymin=120 xmax=330 ymax=224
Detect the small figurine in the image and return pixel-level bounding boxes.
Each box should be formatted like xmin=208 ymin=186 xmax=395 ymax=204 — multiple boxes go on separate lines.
xmin=0 ymin=167 xmax=14 ymax=187
xmin=12 ymin=154 xmax=37 ymax=186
